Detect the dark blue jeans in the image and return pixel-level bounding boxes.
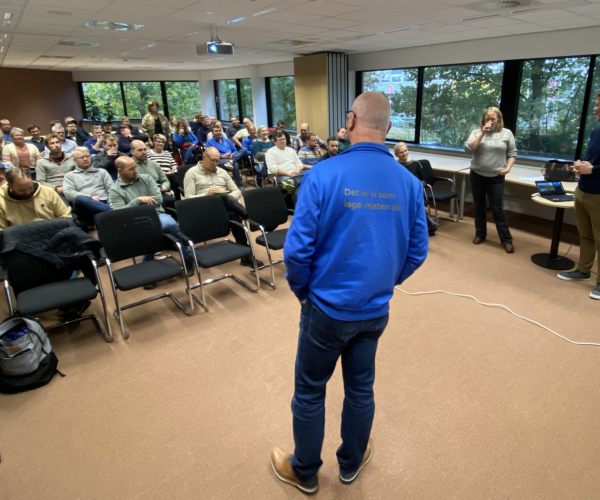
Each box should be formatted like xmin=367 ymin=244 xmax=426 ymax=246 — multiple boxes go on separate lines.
xmin=291 ymin=298 xmax=389 ymax=481
xmin=218 ymin=148 xmax=246 ymax=188
xmin=72 ymin=196 xmax=113 ymax=226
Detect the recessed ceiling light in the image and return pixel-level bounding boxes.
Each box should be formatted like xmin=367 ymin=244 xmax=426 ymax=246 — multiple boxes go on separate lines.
xmin=47 ymin=10 xmax=73 ymax=16
xmin=227 ymin=17 xmax=245 ymax=24
xmin=253 ymin=8 xmax=276 ymax=16
xmin=3 ymin=13 xmax=13 ymax=27
xmin=84 ymin=20 xmax=143 ymax=31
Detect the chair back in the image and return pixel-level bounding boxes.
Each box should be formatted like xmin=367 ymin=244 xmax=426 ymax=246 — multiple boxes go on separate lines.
xmin=175 ymin=195 xmax=231 ymax=243
xmin=415 ymin=159 xmax=436 ymax=186
xmin=97 ymin=205 xmax=165 ymax=263
xmin=177 ymin=164 xmax=195 ymax=192
xmin=243 ymin=186 xmax=288 ymax=232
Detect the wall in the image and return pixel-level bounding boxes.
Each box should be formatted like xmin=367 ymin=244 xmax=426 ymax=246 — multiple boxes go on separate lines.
xmin=0 ymin=68 xmax=83 ymax=134
xmin=294 ymin=54 xmax=329 ymax=142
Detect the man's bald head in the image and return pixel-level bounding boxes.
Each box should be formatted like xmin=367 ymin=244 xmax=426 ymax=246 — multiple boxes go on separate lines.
xmin=115 ymin=156 xmax=135 ymax=171
xmin=202 ymin=146 xmax=220 ymax=174
xmin=130 ymin=140 xmax=148 ymax=162
xmin=353 ymin=92 xmax=391 ymax=132
xmin=116 ymin=156 xmax=138 ymax=183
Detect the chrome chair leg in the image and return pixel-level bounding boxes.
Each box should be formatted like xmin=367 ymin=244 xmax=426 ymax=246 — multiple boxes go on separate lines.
xmin=91 ymin=258 xmax=113 ymax=342
xmin=106 ymin=259 xmax=128 ymax=340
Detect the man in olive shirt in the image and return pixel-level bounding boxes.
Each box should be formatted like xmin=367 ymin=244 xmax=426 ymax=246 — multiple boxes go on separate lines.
xmin=183 ymin=147 xmax=262 ymax=268
xmin=36 ymin=134 xmax=76 ymax=204
xmin=109 ymin=157 xmax=193 ymax=277
xmin=130 ymin=139 xmax=175 ymax=210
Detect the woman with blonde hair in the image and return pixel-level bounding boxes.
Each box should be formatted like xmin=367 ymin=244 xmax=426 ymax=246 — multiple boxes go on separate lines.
xmin=141 ymin=100 xmax=170 ymax=147
xmin=465 ymin=106 xmax=517 ymax=253
xmin=2 ymin=127 xmax=41 ymax=174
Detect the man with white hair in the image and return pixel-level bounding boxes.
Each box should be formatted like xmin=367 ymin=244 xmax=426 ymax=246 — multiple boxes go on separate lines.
xmin=47 ymin=124 xmax=77 ymax=154
xmin=271 ymin=92 xmax=428 ymax=494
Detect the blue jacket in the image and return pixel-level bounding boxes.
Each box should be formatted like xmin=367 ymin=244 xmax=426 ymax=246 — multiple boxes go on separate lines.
xmin=83 ymin=136 xmax=103 ymax=155
xmin=284 ymin=142 xmax=428 ymax=321
xmin=173 ymin=132 xmax=198 ymax=146
xmin=206 ymin=137 xmax=236 ymax=156
xmin=580 ymin=125 xmax=600 ymax=195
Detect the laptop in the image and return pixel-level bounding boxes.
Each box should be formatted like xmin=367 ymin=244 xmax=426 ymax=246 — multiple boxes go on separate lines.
xmin=535 ymin=181 xmax=574 ymax=202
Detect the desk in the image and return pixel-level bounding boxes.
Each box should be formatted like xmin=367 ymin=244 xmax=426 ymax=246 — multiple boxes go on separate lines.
xmin=530 ymin=193 xmax=575 ymax=270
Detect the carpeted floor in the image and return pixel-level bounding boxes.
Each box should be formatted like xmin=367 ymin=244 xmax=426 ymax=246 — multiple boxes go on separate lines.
xmin=1 ymin=208 xmax=599 ymax=500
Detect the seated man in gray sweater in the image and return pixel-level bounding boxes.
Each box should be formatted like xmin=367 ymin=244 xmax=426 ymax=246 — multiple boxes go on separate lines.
xmin=63 ymin=147 xmax=113 ymax=226
xmin=36 ymin=134 xmax=77 ymax=204
xmin=130 ymin=139 xmax=176 ymax=210
xmin=109 ymin=157 xmax=194 ymax=282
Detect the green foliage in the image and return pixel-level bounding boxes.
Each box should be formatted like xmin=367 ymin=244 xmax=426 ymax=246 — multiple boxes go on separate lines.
xmin=123 ymin=82 xmax=163 ymax=120
xmin=165 ymin=81 xmax=201 ymax=120
xmin=217 ymin=80 xmax=239 ymax=119
xmin=422 ymin=63 xmax=504 ymax=148
xmin=270 ymin=76 xmax=296 ymax=130
xmin=240 ymin=79 xmax=254 ymax=121
xmin=517 ymin=57 xmax=590 ymax=160
xmin=82 ymin=82 xmax=124 ymax=122
xmin=581 ymin=59 xmax=600 ymax=158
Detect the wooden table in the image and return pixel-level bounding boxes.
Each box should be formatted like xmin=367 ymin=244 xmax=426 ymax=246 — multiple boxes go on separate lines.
xmin=530 ymin=193 xmax=576 ymax=270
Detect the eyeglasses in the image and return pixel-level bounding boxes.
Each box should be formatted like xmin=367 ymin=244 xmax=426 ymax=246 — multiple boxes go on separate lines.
xmin=346 ymin=109 xmax=357 ymax=119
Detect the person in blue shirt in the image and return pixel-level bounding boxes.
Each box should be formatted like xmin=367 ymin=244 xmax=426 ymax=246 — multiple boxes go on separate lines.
xmin=206 ymin=124 xmax=244 ymax=188
xmin=173 ymin=121 xmax=201 ymax=165
xmin=83 ymin=126 xmax=105 ymax=156
xmin=270 ymin=92 xmax=429 ymax=495
xmin=25 ymin=124 xmax=45 ymax=153
xmin=1 ymin=119 xmax=12 ymax=142
xmin=241 ymin=124 xmax=256 ymax=155
xmin=557 ymin=90 xmax=600 ymax=300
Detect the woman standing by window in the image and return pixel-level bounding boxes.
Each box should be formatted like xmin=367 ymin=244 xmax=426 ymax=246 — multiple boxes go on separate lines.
xmin=141 ymin=100 xmax=170 ymax=148
xmin=465 ymin=107 xmax=517 ymax=253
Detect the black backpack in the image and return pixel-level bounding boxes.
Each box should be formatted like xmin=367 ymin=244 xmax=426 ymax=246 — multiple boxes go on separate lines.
xmin=0 ymin=315 xmax=64 ymax=394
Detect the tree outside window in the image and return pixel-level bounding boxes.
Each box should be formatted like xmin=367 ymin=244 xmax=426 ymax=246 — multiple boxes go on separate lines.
xmin=240 ymin=79 xmax=254 ymax=121
xmin=269 ymin=76 xmax=296 ymax=130
xmin=123 ymin=82 xmax=163 ymax=120
xmin=217 ymin=80 xmax=239 ymax=120
xmin=165 ymin=81 xmax=201 ymax=121
xmin=581 ymin=58 xmax=600 ymax=158
xmin=82 ymin=82 xmax=124 ymax=122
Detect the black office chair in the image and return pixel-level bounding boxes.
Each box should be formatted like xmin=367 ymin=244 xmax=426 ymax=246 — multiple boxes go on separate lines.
xmin=176 ymin=196 xmax=260 ymax=311
xmin=176 ymin=164 xmax=195 ymax=197
xmin=242 ymin=186 xmax=293 ymax=289
xmin=1 ymin=247 xmax=112 ymax=342
xmin=97 ymin=206 xmax=193 ymax=339
xmin=416 ymin=159 xmax=459 ymax=223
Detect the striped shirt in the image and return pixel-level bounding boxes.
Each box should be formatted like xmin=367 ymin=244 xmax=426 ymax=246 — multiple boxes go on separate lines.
xmin=148 ymin=149 xmax=178 ymax=173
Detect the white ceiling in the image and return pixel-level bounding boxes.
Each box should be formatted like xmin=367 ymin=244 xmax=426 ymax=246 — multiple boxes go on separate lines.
xmin=0 ymin=0 xmax=599 ymax=72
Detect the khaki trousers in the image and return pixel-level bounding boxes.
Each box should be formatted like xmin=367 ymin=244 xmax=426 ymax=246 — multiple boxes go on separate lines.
xmin=575 ymin=187 xmax=600 ymax=281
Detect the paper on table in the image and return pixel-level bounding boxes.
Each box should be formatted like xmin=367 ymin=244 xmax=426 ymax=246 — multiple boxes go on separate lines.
xmin=518 ymin=175 xmax=545 ymax=181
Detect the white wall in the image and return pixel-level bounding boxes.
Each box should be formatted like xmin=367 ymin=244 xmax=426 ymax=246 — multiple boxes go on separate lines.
xmin=349 ymin=25 xmax=600 ymax=71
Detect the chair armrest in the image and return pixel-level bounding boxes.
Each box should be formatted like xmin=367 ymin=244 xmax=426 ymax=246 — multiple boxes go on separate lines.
xmin=287 ymin=209 xmax=295 ymax=215
xmin=229 ymin=220 xmax=246 ymax=230
xmin=99 ymin=247 xmax=108 ymax=259
xmin=246 ymin=218 xmax=262 ymax=229
xmin=165 ymin=207 xmax=177 ymax=217
xmin=0 ymin=267 xmax=7 ymax=281
xmin=164 ymin=234 xmax=179 ymax=245
xmin=434 ymin=176 xmax=455 ymax=190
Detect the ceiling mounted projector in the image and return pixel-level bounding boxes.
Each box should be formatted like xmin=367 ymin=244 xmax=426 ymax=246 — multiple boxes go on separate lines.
xmin=198 ymin=27 xmax=234 ymax=56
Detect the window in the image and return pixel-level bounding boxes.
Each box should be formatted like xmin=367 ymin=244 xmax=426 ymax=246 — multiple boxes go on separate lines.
xmin=240 ymin=79 xmax=254 ymax=121
xmin=421 ymin=62 xmax=504 ymax=149
xmin=268 ymin=76 xmax=296 ymax=130
xmin=81 ymin=82 xmax=125 ymax=121
xmin=165 ymin=81 xmax=201 ymax=121
xmin=216 ymin=79 xmax=239 ymax=120
xmin=582 ymin=58 xmax=600 ymax=157
xmin=123 ymin=82 xmax=164 ymax=120
xmin=363 ymin=69 xmax=417 ymax=142
xmin=516 ymin=57 xmax=591 ymax=160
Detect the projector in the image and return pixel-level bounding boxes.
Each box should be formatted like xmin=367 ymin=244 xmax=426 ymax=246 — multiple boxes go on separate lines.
xmin=198 ymin=41 xmax=234 ymax=56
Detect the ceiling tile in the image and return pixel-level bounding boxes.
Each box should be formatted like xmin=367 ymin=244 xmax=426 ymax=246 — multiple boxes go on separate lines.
xmin=535 ymin=15 xmax=600 ymax=27
xmin=97 ymin=3 xmax=174 ymax=18
xmin=417 ymin=6 xmax=483 ymax=20
xmin=287 ymin=0 xmax=362 ymax=16
xmin=260 ymin=10 xmax=324 ymax=23
xmin=309 ymin=18 xmax=362 ymax=29
xmin=510 ymin=9 xmax=570 ymax=22
xmin=27 ymin=0 xmax=110 ymax=8
xmin=283 ymin=24 xmax=327 ymax=34
xmin=122 ymin=0 xmax=197 ymax=7
xmin=566 ymin=4 xmax=600 ymax=15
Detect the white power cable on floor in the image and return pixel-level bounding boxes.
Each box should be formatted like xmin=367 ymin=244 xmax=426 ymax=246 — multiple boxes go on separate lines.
xmin=394 ymin=286 xmax=600 ymax=347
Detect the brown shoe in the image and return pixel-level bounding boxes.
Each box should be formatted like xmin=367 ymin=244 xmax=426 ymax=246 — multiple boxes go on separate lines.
xmin=339 ymin=438 xmax=373 ymax=485
xmin=503 ymin=243 xmax=515 ymax=253
xmin=473 ymin=237 xmax=484 ymax=245
xmin=271 ymin=447 xmax=319 ymax=495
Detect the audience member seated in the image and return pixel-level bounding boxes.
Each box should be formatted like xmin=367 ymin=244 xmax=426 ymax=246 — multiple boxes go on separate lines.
xmin=169 ymin=117 xmax=178 ymax=136
xmin=206 ymin=124 xmax=244 ymax=189
xmin=63 ymin=147 xmax=113 ymax=226
xmin=130 ymin=140 xmax=176 ymax=210
xmin=226 ymin=116 xmax=243 ymax=141
xmin=101 ymin=121 xmax=115 ymax=135
xmin=65 ymin=120 xmax=88 ymax=146
xmin=183 ymin=147 xmax=263 ymax=268
xmin=142 ymin=100 xmax=170 ymax=148
xmin=266 ymin=132 xmax=306 ymax=203
xmin=291 ymin=123 xmax=326 ymax=153
xmin=251 ymin=126 xmax=274 ymax=185
xmin=317 ymin=136 xmax=339 ymax=162
xmin=0 ymin=168 xmax=70 ymax=230
xmin=233 ymin=118 xmax=253 ymax=148
xmin=117 ymin=125 xmax=147 ymax=154
xmin=26 ymin=124 xmax=45 ymax=153
xmin=83 ymin=125 xmax=105 ymax=155
xmin=269 ymin=120 xmax=291 ymax=145
xmin=2 ymin=128 xmax=40 ymax=174
xmin=148 ymin=134 xmax=180 ymax=199
xmin=336 ymin=126 xmax=351 ymax=152
xmin=241 ymin=125 xmax=257 ymax=155
xmin=36 ymin=134 xmax=77 ymax=204
xmin=109 ymin=157 xmax=194 ymax=280
xmin=394 ymin=141 xmax=438 ymax=236
xmin=64 ymin=116 xmax=91 ymax=144
xmin=209 ymin=115 xmax=217 ymax=127
xmin=298 ymin=133 xmax=323 ymax=168
xmin=120 ymin=116 xmax=142 ymax=136
xmin=194 ymin=115 xmax=211 ymax=144
xmin=173 ymin=121 xmax=201 ymax=165
xmin=1 ymin=119 xmax=12 ymax=142
xmin=92 ymin=134 xmax=127 ymax=181
xmin=48 ymin=124 xmax=77 ymax=155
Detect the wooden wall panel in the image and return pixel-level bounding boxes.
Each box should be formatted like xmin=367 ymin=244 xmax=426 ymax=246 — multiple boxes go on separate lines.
xmin=293 ymin=53 xmax=328 ymax=141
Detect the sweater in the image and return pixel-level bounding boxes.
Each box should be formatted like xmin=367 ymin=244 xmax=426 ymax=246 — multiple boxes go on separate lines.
xmin=173 ymin=132 xmax=199 ymax=146
xmin=265 ymin=146 xmax=303 ymax=176
xmin=92 ymin=150 xmax=128 ymax=180
xmin=464 ymin=128 xmax=517 ymax=177
xmin=109 ymin=174 xmax=164 ymax=213
xmin=283 ymin=142 xmax=429 ymax=321
xmin=298 ymin=146 xmax=322 ymax=167
xmin=63 ymin=166 xmax=114 ymax=203
xmin=580 ymin=125 xmax=600 ymax=195
xmin=2 ymin=143 xmax=39 ymax=169
xmin=337 ymin=138 xmax=351 ymax=152
xmin=148 ymin=150 xmax=178 ymax=173
xmin=134 ymin=158 xmax=170 ymax=190
xmin=251 ymin=139 xmax=274 ymax=157
xmin=0 ymin=183 xmax=71 ymax=230
xmin=36 ymin=154 xmax=77 ymax=189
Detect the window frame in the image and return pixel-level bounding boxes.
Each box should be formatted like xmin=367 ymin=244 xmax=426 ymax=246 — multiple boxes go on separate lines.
xmin=214 ymin=78 xmax=253 ymax=124
xmin=265 ymin=75 xmax=297 ymax=133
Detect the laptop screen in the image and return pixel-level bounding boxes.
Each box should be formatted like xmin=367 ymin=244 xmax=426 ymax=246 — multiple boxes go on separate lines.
xmin=536 ymin=181 xmax=565 ymax=196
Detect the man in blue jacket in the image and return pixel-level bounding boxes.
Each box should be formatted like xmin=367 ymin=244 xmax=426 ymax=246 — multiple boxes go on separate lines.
xmin=270 ymin=92 xmax=429 ymax=495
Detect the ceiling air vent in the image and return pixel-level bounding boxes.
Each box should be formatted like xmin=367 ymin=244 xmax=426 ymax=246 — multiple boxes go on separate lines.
xmin=271 ymin=39 xmax=311 ymax=46
xmin=58 ymin=41 xmax=99 ymax=47
xmin=39 ymin=55 xmax=72 ymax=59
xmin=84 ymin=21 xmax=143 ymax=31
xmin=466 ymin=0 xmax=534 ymax=12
